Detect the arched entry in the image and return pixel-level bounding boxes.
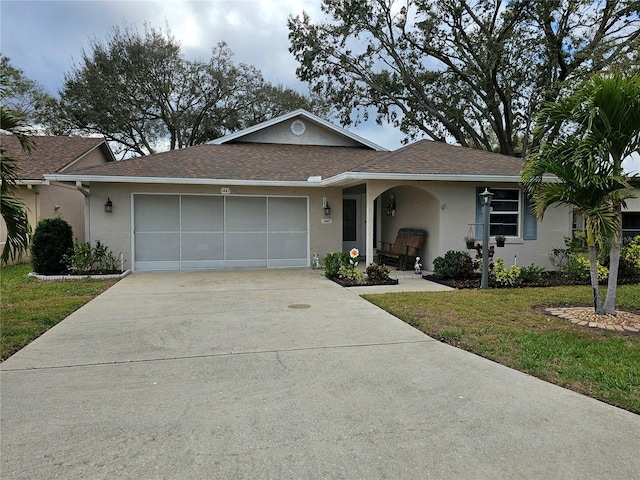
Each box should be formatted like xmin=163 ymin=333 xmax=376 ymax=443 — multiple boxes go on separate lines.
xmin=370 ymin=185 xmax=440 ymax=268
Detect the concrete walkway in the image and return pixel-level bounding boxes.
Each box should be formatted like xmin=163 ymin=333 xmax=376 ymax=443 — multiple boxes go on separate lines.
xmin=1 ymin=269 xmax=638 ymax=479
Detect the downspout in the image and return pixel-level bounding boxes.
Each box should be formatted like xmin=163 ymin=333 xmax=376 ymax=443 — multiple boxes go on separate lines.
xmin=27 ymin=185 xmax=39 ymax=223
xmin=75 ymin=181 xmax=90 ymax=243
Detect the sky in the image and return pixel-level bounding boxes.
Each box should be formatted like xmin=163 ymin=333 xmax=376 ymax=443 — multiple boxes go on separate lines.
xmin=1 ymin=0 xmax=638 ymax=172
xmin=0 ymin=0 xmax=405 ymax=150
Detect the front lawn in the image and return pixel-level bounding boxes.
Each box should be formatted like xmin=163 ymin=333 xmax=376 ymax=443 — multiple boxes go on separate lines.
xmin=364 ymin=284 xmax=640 ymax=414
xmin=0 ymin=263 xmax=119 ymax=361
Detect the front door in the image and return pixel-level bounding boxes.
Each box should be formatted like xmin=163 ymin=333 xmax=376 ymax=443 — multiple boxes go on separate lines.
xmin=342 ymin=195 xmax=365 ymax=255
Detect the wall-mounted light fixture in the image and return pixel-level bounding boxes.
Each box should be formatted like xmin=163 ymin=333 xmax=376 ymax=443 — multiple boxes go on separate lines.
xmin=323 ymin=194 xmax=331 ymax=216
xmin=104 ymin=198 xmax=113 ymax=213
xmin=386 ymin=193 xmax=396 ymax=217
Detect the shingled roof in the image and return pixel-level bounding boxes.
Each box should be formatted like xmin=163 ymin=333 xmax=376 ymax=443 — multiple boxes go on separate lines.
xmin=356 ymin=139 xmax=524 ymax=177
xmin=0 ymin=135 xmax=113 ymax=180
xmin=46 ymin=138 xmax=527 ymax=185
xmin=67 ymin=143 xmax=383 ymax=182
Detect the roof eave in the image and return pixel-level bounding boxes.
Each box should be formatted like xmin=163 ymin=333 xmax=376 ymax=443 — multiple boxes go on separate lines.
xmin=43 ymin=173 xmax=328 ymax=188
xmin=323 ymin=172 xmax=527 ymax=185
xmin=44 ymin=172 xmax=555 ymax=187
xmin=17 ymin=179 xmax=48 ymax=186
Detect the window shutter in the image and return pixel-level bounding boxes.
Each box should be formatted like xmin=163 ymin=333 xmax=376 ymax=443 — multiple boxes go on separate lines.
xmin=523 ymin=194 xmax=537 ymax=240
xmin=475 ymin=187 xmax=484 ymax=238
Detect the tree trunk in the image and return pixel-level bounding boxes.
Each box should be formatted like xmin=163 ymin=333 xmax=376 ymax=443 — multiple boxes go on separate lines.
xmin=603 ymin=243 xmax=621 ymax=315
xmin=588 ymin=245 xmax=604 ymax=314
xmin=603 ymin=205 xmax=623 ymax=316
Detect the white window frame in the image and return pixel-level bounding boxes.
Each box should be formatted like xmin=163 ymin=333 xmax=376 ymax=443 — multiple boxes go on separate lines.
xmin=489 ymin=188 xmax=520 ymax=238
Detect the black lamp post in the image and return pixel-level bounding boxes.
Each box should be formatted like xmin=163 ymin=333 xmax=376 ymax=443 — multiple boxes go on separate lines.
xmin=479 ymin=188 xmax=494 ymax=289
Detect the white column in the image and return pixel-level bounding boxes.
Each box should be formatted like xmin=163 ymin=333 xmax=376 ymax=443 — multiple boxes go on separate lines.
xmin=366 ymin=183 xmax=375 ymax=266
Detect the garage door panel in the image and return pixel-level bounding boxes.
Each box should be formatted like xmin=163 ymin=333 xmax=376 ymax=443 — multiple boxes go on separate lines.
xmin=268 ymin=197 xmax=307 ymax=231
xmin=180 ymin=260 xmax=224 ymax=270
xmin=181 ymin=232 xmax=224 ymax=261
xmin=226 ymin=232 xmax=267 ymax=260
xmin=135 ymin=233 xmax=180 ymax=261
xmin=181 ymin=196 xmax=223 ymax=231
xmin=134 ymin=195 xmax=307 ymax=271
xmin=227 ymin=197 xmax=267 ymax=231
xmin=268 ymin=232 xmax=307 ymax=259
xmin=135 ymin=195 xmax=179 ymax=231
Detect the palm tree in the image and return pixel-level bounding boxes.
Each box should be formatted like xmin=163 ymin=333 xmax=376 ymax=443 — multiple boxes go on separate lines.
xmin=522 ymin=71 xmax=640 ymax=315
xmin=1 ymin=107 xmax=34 ymax=263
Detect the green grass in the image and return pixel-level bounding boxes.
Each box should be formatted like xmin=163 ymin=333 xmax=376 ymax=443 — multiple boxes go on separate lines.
xmin=364 ymin=284 xmax=640 ymax=414
xmin=1 ymin=263 xmax=119 ymax=361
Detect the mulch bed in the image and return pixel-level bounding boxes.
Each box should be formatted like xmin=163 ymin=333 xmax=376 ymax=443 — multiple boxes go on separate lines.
xmin=328 ymin=277 xmax=399 ymax=287
xmin=422 ymin=271 xmax=640 ymax=289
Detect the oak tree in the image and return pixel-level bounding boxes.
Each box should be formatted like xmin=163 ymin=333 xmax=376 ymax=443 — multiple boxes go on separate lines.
xmin=288 ymin=0 xmax=639 ymax=156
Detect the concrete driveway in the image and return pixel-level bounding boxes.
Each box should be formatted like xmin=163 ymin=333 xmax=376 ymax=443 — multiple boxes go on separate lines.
xmin=1 ymin=270 xmax=638 ymax=479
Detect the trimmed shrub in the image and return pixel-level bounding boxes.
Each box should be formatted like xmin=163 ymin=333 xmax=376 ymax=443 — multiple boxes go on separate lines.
xmin=620 ymin=236 xmax=640 ymax=277
xmin=31 ymin=217 xmax=73 ymax=274
xmin=491 ymin=257 xmax=521 ymax=287
xmin=64 ymin=239 xmax=120 ymax=274
xmin=322 ymin=252 xmax=350 ymax=278
xmin=561 ymin=253 xmax=608 ymax=282
xmin=433 ymin=250 xmax=474 ymax=279
xmin=519 ymin=263 xmax=546 ymax=283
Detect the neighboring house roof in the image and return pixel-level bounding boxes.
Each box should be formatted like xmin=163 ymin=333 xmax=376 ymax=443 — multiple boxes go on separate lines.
xmin=210 ymin=109 xmax=388 ymax=152
xmin=0 ymin=135 xmax=115 ymax=181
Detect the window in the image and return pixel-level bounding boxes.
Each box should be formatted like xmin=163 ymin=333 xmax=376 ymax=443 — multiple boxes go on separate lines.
xmin=574 ymin=212 xmax=640 ymax=242
xmin=475 ymin=188 xmax=537 ymax=239
xmin=622 ymin=212 xmax=640 ymax=241
xmin=489 ymin=189 xmax=519 ymax=236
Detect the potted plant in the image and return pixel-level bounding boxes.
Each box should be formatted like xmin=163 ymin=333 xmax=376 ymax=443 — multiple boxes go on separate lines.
xmin=464 ymin=236 xmax=476 ymax=249
xmin=495 ymin=235 xmax=506 ymax=247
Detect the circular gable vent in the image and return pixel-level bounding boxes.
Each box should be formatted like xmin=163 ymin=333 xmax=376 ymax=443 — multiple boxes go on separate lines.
xmin=290 ymin=120 xmax=306 ymax=136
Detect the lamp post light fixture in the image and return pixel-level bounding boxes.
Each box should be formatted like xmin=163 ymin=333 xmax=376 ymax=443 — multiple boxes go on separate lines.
xmin=479 ymin=188 xmax=494 ymax=289
xmin=104 ymin=198 xmax=113 ymax=213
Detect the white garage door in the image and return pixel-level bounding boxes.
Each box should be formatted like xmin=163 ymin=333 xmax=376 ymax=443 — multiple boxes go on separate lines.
xmin=133 ymin=194 xmax=308 ymax=271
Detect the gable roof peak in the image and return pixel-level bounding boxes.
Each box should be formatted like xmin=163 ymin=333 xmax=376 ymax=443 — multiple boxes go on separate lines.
xmin=209 ymin=109 xmax=388 ymax=151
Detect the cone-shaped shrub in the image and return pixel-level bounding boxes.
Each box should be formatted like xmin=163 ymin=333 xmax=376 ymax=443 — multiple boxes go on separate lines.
xmin=31 ymin=217 xmax=73 ymax=274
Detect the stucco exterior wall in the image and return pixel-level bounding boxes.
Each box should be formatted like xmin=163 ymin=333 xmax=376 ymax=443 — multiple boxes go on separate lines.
xmin=1 ymin=183 xmax=87 ymax=265
xmin=365 ymin=180 xmax=571 ymax=270
xmin=75 ymin=179 xmax=625 ymax=273
xmin=0 ymin=186 xmax=38 ymax=265
xmin=38 ymin=183 xmax=87 ymax=239
xmin=64 ymin=146 xmax=112 ymax=171
xmin=625 ymin=194 xmax=640 ymax=211
xmin=237 ymin=120 xmax=363 ymax=147
xmin=87 ymin=183 xmax=342 ymax=271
